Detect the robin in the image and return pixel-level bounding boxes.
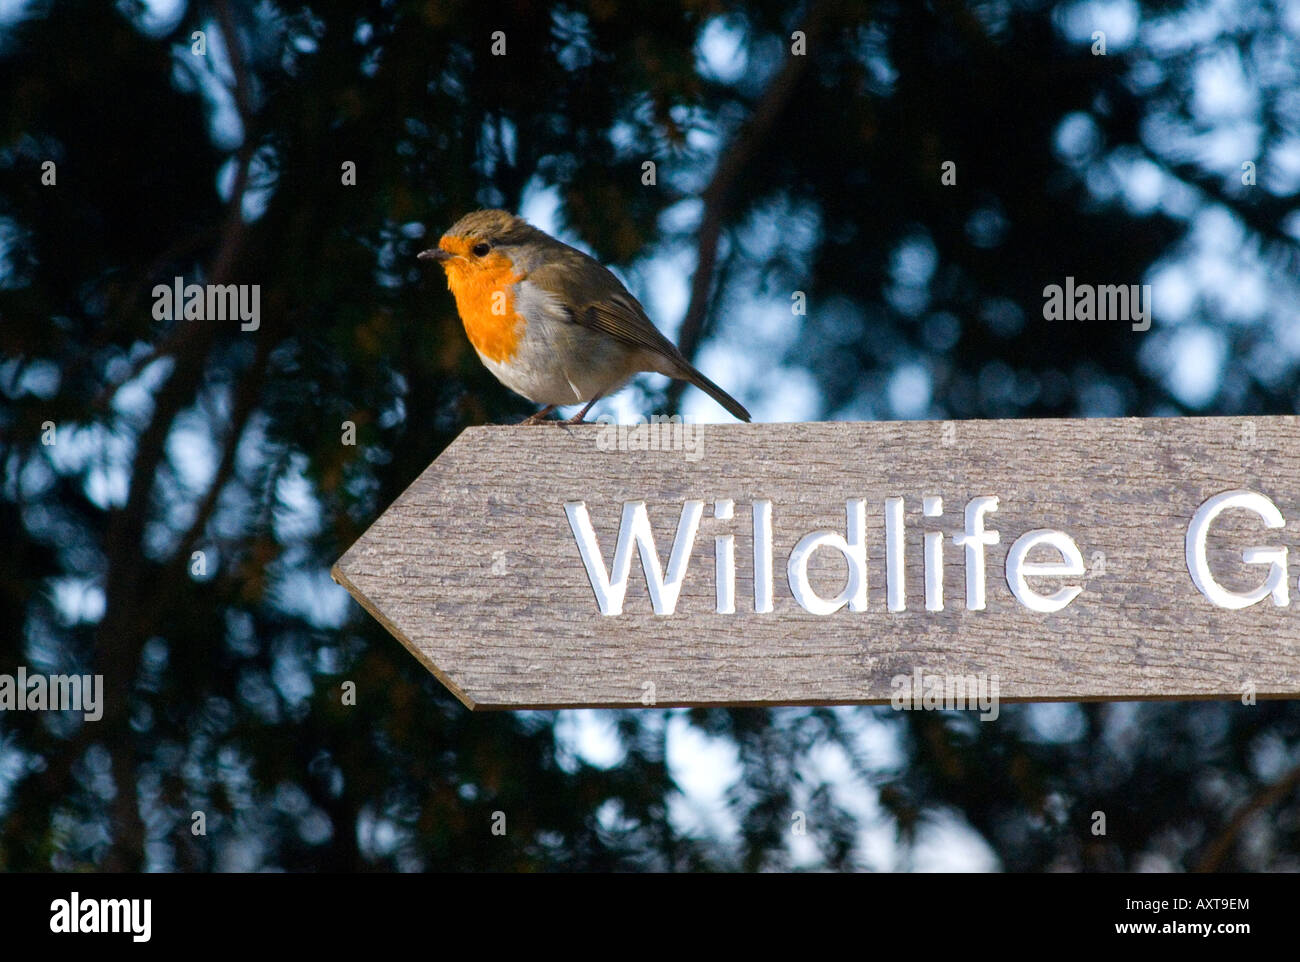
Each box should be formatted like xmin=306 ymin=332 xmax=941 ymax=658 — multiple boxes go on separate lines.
xmin=419 ymin=209 xmax=751 ymax=424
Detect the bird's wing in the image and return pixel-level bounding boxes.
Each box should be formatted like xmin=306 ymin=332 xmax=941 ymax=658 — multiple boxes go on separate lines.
xmin=529 ymin=259 xmax=688 ymax=368
xmin=581 ymin=294 xmax=689 ymax=365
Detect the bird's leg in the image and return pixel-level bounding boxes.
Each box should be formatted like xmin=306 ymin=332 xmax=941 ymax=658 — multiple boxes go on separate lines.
xmin=561 ymin=393 xmax=605 ymax=425
xmin=520 ymin=404 xmax=558 ymax=425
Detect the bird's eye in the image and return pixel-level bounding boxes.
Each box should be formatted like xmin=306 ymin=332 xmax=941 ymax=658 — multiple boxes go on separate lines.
xmin=471 ymin=242 xmax=491 ymax=257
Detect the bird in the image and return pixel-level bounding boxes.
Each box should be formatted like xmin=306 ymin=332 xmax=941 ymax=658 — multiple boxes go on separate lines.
xmin=419 ymin=209 xmax=751 ymax=424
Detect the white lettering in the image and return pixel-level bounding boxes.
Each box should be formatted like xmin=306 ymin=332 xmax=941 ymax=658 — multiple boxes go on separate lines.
xmin=1186 ymin=490 xmax=1288 ymax=608
xmin=565 ymin=501 xmax=703 ymax=615
xmin=787 ymin=500 xmax=867 ymax=615
xmin=1006 ymin=529 xmax=1085 ymax=612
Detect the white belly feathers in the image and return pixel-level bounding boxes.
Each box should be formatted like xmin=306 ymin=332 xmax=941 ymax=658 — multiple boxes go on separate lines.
xmin=476 ymin=279 xmax=642 ymax=406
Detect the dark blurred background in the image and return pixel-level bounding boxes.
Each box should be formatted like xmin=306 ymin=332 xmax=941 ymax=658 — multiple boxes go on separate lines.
xmin=2 ymin=0 xmax=1299 ymax=871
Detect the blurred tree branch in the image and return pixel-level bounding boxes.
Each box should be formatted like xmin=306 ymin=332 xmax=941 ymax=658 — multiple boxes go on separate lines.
xmin=1195 ymin=760 xmax=1300 ymax=872
xmin=170 ymin=337 xmax=272 ymax=580
xmin=665 ymin=0 xmax=834 ymax=415
xmin=90 ymin=0 xmax=260 ymax=870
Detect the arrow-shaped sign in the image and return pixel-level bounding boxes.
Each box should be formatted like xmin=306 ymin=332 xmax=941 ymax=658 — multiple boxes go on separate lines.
xmin=332 ymin=417 xmax=1300 ymax=709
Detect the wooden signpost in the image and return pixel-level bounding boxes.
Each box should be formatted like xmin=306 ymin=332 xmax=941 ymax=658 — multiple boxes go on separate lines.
xmin=331 ymin=417 xmax=1300 ymax=709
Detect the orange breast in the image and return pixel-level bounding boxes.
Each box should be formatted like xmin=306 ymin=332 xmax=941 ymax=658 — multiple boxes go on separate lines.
xmin=443 ymin=252 xmax=525 ymax=363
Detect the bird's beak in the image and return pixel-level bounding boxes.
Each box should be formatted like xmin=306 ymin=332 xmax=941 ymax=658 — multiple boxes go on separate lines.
xmin=418 ymin=248 xmax=453 ymax=263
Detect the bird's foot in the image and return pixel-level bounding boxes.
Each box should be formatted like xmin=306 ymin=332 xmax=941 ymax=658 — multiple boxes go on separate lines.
xmin=559 ymin=395 xmax=603 ymax=425
xmin=519 ymin=405 xmax=558 ymax=425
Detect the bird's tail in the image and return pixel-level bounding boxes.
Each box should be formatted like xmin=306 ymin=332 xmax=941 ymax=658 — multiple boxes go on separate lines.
xmin=681 ymin=364 xmax=751 ymax=422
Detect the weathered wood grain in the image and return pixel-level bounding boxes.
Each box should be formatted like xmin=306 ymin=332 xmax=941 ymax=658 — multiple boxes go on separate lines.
xmin=331 ymin=417 xmax=1300 ymax=709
